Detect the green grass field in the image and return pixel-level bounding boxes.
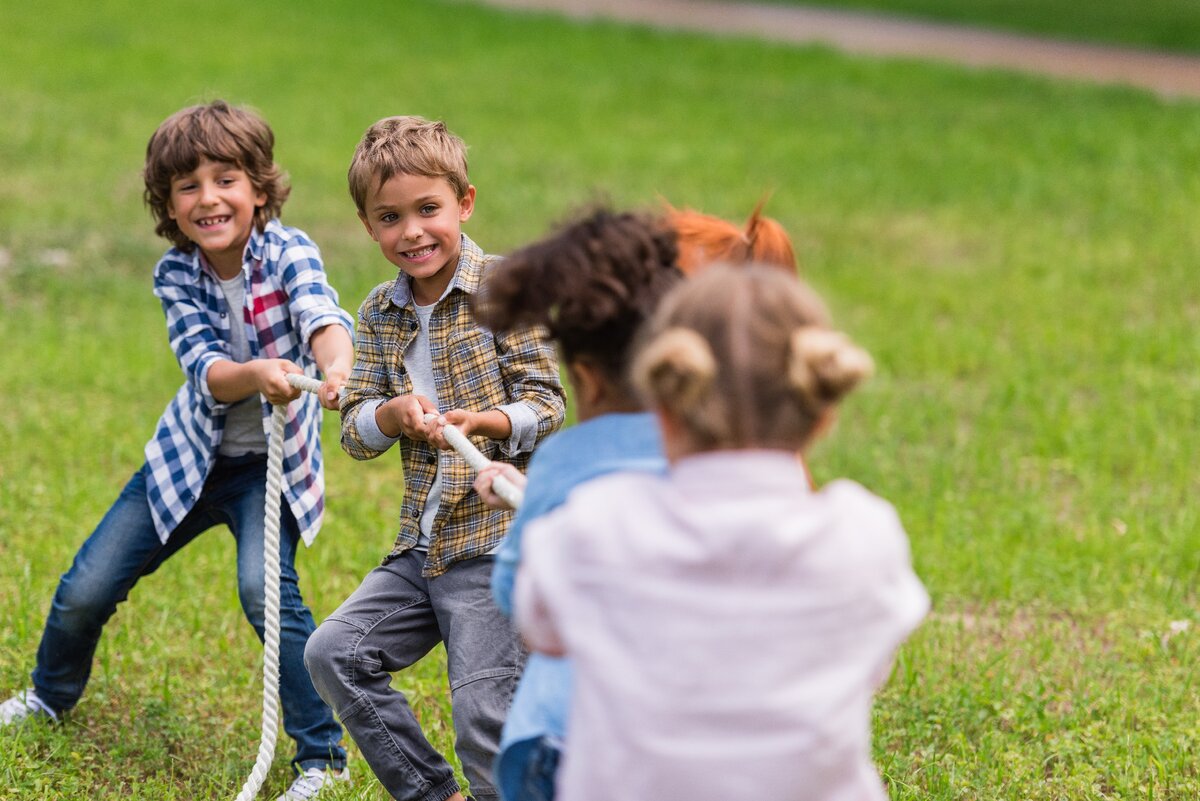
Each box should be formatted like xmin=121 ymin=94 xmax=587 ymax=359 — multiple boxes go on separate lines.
xmin=2 ymin=0 xmax=1199 ymax=798
xmin=751 ymin=0 xmax=1200 ymax=53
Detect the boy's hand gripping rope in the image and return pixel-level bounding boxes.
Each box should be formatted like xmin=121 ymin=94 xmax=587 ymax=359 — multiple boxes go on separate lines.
xmin=235 ymin=375 xmax=521 ymax=801
xmin=422 ymin=413 xmax=525 ymax=509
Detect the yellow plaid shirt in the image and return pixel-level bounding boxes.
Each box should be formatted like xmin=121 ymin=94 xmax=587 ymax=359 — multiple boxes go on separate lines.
xmin=341 ymin=235 xmax=566 ymax=576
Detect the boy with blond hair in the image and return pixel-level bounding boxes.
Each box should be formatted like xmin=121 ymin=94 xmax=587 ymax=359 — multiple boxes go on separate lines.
xmin=304 ymin=116 xmax=565 ymax=801
xmin=2 ymin=100 xmax=353 ymax=801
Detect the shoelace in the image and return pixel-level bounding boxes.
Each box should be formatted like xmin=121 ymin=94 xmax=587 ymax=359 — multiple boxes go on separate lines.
xmin=282 ymin=770 xmax=327 ymax=801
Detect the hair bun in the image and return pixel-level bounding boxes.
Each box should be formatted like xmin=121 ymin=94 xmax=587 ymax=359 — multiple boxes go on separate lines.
xmin=787 ymin=327 xmax=873 ymax=405
xmin=635 ymin=327 xmax=717 ymax=413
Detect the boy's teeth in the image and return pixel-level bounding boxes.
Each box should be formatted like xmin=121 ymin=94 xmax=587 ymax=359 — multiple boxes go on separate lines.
xmin=406 ymin=245 xmax=435 ymax=257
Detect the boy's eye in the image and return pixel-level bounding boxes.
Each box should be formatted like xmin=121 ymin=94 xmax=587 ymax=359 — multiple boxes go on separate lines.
xmin=420 ymin=204 xmax=438 ymax=215
xmin=380 ymin=213 xmax=398 ymax=223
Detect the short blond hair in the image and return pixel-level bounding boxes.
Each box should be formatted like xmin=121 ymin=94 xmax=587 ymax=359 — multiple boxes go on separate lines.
xmin=348 ymin=116 xmax=470 ymax=214
xmin=633 ymin=264 xmax=873 ymax=451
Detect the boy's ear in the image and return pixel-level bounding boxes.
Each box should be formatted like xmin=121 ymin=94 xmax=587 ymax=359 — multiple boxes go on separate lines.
xmin=254 ymin=188 xmax=268 ymax=209
xmin=458 ymin=185 xmax=476 ymax=223
xmin=357 ymin=211 xmax=380 ymax=242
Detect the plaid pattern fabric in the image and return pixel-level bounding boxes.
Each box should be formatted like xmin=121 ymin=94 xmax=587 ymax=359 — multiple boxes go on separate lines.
xmin=145 ymin=219 xmax=354 ymax=546
xmin=342 ymin=234 xmax=566 ymax=576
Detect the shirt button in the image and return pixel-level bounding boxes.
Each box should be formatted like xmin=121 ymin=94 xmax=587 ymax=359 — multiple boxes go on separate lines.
xmin=426 ymin=453 xmax=437 ymax=465
xmin=220 ymin=312 xmax=227 ymax=318
xmin=409 ymin=320 xmax=418 ymax=331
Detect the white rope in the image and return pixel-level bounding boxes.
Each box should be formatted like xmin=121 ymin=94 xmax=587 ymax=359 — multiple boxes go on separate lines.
xmin=422 ymin=413 xmax=524 ymax=508
xmin=234 ymin=379 xmax=520 ymax=801
xmin=234 ymin=373 xmax=316 ymax=801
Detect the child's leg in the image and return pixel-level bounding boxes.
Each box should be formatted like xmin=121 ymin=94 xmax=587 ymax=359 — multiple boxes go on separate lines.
xmin=217 ymin=454 xmax=347 ymax=774
xmin=430 ymin=555 xmax=525 ymax=801
xmin=304 ymin=550 xmax=462 ymax=801
xmin=497 ymin=736 xmax=562 ymax=801
xmin=30 ymin=463 xmax=217 ymax=714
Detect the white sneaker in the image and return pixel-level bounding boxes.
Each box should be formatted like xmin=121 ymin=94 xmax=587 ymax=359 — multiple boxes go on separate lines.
xmin=0 ymin=689 xmax=59 ymax=725
xmin=276 ymin=766 xmax=350 ymax=801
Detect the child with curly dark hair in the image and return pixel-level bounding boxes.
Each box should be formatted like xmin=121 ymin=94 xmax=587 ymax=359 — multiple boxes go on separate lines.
xmin=468 ymin=207 xmax=683 ymax=801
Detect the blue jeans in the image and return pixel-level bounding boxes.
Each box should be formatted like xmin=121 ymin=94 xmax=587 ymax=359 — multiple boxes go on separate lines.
xmin=305 ymin=549 xmax=523 ymax=801
xmin=497 ymin=736 xmax=561 ymax=801
xmin=31 ymin=454 xmax=346 ymax=772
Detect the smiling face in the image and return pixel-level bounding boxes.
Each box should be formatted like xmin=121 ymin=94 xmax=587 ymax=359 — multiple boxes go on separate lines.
xmin=167 ymin=158 xmax=267 ymax=278
xmin=358 ymin=172 xmax=475 ymax=305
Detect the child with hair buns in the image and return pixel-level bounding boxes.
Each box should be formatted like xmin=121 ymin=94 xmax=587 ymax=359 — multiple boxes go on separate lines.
xmin=513 ymin=264 xmax=930 ymax=801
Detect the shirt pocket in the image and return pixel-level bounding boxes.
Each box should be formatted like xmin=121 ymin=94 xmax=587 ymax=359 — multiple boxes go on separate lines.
xmin=447 ymin=329 xmax=506 ymax=409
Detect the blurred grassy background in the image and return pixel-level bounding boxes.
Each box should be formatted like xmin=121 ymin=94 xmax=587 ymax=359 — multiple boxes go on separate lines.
xmin=747 ymin=0 xmax=1200 ymax=52
xmin=1 ymin=0 xmax=1198 ymax=798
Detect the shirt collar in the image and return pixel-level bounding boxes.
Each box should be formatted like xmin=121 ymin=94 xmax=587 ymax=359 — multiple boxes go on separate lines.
xmin=388 ymin=233 xmax=485 ymax=308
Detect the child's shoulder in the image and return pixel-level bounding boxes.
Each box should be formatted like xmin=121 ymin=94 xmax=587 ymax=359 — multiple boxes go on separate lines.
xmin=456 ymin=234 xmax=501 ymax=288
xmin=817 ymin=479 xmax=910 ymax=560
xmin=256 ymin=219 xmax=322 ymax=263
xmin=357 ymin=279 xmax=400 ymax=317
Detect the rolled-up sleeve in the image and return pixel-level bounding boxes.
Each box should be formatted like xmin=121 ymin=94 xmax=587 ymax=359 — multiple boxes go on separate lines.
xmin=494 ymin=323 xmax=565 ymax=456
xmin=355 ymin=398 xmax=401 ymax=452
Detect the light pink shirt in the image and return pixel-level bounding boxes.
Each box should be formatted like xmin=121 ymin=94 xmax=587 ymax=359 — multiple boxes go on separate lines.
xmin=516 ymin=450 xmax=929 ymax=801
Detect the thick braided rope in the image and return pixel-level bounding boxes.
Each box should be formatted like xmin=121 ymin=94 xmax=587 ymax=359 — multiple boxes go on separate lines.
xmin=234 ymin=374 xmax=320 ymax=801
xmin=422 ymin=413 xmax=524 ymax=508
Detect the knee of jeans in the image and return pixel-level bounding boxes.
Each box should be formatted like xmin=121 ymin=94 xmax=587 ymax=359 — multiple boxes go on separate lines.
xmin=303 ymin=618 xmax=359 ymax=690
xmin=450 ymin=668 xmax=518 ymax=735
xmin=237 ymin=580 xmax=267 ymax=626
xmin=52 ymin=571 xmax=121 ymax=631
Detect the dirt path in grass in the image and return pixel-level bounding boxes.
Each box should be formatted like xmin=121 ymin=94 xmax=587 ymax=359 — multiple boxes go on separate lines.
xmin=477 ymin=0 xmax=1200 ymax=99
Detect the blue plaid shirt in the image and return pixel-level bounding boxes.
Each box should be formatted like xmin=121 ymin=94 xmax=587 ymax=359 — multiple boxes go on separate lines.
xmin=144 ymin=219 xmax=354 ymax=546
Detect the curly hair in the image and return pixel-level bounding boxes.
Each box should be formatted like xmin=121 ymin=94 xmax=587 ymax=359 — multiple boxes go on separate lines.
xmin=473 ymin=208 xmax=682 ymax=385
xmin=143 ymin=100 xmax=289 ymax=252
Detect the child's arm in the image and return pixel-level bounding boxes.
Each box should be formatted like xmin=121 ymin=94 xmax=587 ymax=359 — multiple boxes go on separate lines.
xmin=154 ymin=260 xmax=298 ymax=408
xmin=425 ymin=408 xmax=512 ymax=449
xmin=426 ymin=322 xmax=565 ymax=453
xmin=278 ymin=231 xmax=356 ymax=409
xmin=309 ymin=323 xmax=354 ymax=410
xmin=340 ymin=287 xmax=439 ymax=459
xmin=207 ymin=359 xmax=303 ymax=406
xmin=513 ymin=516 xmax=570 ymax=656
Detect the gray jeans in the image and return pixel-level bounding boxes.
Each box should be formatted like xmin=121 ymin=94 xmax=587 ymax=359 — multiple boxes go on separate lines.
xmin=305 ymin=551 xmax=521 ymax=801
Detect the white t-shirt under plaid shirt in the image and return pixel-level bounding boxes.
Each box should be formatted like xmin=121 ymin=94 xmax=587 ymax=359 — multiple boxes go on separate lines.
xmin=144 ymin=219 xmax=354 ymax=546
